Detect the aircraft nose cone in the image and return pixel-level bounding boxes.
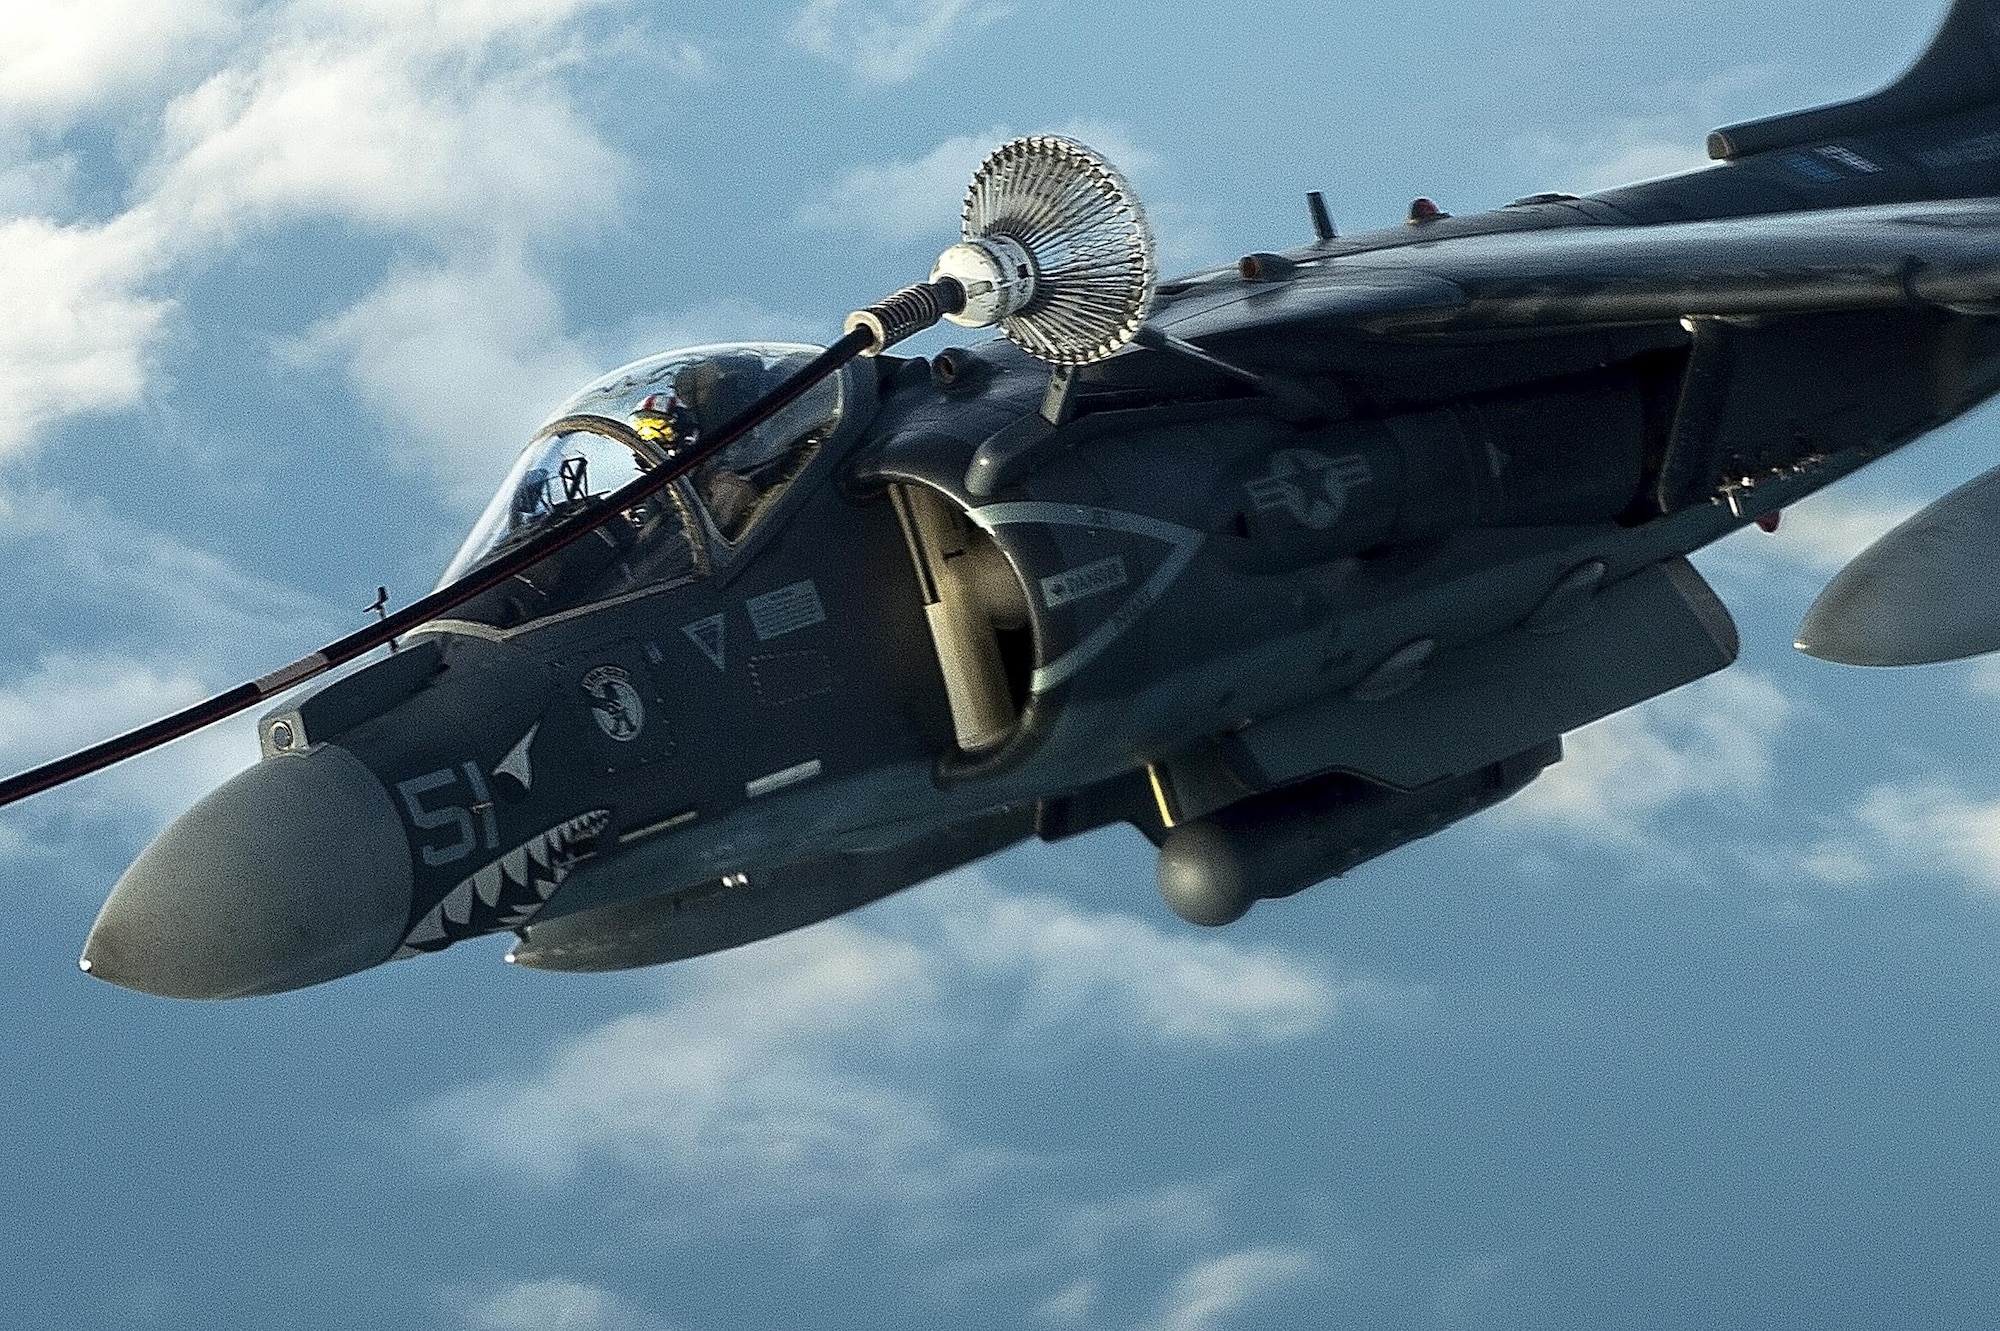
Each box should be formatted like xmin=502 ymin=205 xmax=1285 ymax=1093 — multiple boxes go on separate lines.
xmin=82 ymin=746 xmax=413 ymax=999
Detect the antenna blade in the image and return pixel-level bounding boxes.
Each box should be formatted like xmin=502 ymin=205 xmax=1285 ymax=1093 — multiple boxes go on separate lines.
xmin=1307 ymin=190 xmax=1336 ymax=241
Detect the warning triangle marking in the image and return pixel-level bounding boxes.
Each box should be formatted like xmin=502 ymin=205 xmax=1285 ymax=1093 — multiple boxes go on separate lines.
xmin=682 ymin=614 xmax=727 ymax=671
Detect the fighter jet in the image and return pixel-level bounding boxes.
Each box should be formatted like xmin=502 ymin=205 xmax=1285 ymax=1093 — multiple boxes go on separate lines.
xmin=14 ymin=0 xmax=2000 ymax=999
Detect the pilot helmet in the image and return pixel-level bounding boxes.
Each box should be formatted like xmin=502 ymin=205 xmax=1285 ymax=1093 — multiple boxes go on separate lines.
xmin=631 ymin=392 xmax=696 ymax=449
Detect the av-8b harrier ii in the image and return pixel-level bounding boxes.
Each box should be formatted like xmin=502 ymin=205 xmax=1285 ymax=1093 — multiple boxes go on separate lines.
xmin=13 ymin=0 xmax=2000 ymax=998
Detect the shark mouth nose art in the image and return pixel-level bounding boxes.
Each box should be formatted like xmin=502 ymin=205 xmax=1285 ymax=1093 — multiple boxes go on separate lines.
xmin=394 ymin=810 xmax=613 ymax=959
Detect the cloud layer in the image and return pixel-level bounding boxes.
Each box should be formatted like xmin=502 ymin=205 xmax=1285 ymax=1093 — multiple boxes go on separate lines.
xmin=426 ymin=873 xmax=1382 ymax=1314
xmin=788 ymin=0 xmax=1007 ymax=86
xmin=0 ymin=0 xmax=628 ymax=464
xmin=431 ymin=880 xmax=1364 ymax=1187
xmin=1497 ymin=670 xmax=1795 ymax=857
xmin=455 ymin=1278 xmax=670 ymax=1331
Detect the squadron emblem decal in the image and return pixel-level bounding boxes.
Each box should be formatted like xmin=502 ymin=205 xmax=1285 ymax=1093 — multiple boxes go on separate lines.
xmin=580 ymin=665 xmax=646 ymax=742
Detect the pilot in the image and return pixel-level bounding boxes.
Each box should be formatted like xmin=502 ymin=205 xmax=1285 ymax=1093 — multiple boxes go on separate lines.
xmin=629 ymin=386 xmax=764 ymax=535
xmin=673 ymin=358 xmax=792 ymax=539
xmin=511 ymin=466 xmax=553 ymax=523
xmin=630 ymin=392 xmax=697 ymax=456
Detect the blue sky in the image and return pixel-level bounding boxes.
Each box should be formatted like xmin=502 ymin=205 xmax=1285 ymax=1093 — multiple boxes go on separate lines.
xmin=6 ymin=1 xmax=2000 ymax=1327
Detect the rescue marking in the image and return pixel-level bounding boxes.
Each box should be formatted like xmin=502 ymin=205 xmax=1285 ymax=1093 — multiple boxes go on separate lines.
xmin=1041 ymin=555 xmax=1129 ymax=610
xmin=1244 ymin=449 xmax=1373 ymax=530
xmin=580 ymin=665 xmax=646 ymax=742
xmin=682 ymin=613 xmax=728 ymax=670
xmin=968 ymin=502 xmax=1205 ymax=693
xmin=747 ymin=580 xmax=828 ymax=641
xmin=747 ymin=758 xmax=823 ymax=799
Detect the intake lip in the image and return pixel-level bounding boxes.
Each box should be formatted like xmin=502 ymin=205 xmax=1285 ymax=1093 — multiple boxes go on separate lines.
xmin=81 ymin=745 xmax=413 ymax=1000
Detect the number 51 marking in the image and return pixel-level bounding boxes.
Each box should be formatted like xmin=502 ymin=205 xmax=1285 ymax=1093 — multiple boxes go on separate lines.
xmin=396 ymin=763 xmax=500 ymax=868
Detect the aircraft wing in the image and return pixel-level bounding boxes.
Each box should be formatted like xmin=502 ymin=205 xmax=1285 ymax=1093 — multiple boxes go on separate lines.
xmin=1152 ymin=198 xmax=2000 ymax=342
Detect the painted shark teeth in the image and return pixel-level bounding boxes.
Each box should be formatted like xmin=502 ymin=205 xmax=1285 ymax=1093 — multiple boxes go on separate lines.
xmin=391 ymin=809 xmax=612 ymax=961
xmin=472 ymin=862 xmax=504 ymax=908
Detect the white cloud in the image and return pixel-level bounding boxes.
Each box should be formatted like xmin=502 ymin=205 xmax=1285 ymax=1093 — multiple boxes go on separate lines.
xmin=789 ymin=0 xmax=1008 ymax=86
xmin=1709 ymin=761 xmax=2000 ymax=899
xmin=1146 ymin=1247 xmax=1320 ymax=1331
xmin=430 ymin=884 xmax=1354 ymax=1185
xmin=1578 ymin=138 xmax=1712 ymax=192
xmin=300 ymin=287 xmax=835 ymax=496
xmin=0 ymin=655 xmax=207 ymax=776
xmin=613 ymin=299 xmax=824 ymax=366
xmin=1510 ymin=65 xmax=1777 ymax=192
xmin=0 ymin=0 xmax=244 ymax=130
xmin=425 ymin=877 xmax=1363 ymax=1291
xmin=0 ymin=138 xmax=79 ymax=219
xmin=287 ymin=250 xmax=603 ymax=504
xmin=294 ymin=0 xmax=619 ymax=52
xmin=798 ymin=129 xmax=1002 ymax=244
xmin=1697 ymin=489 xmax=1923 ymax=595
xmin=1753 ymin=491 xmax=1922 ymax=576
xmin=926 ymin=1177 xmax=1232 ymax=1306
xmin=1496 ymin=670 xmax=1793 ymax=851
xmin=0 ymin=0 xmax=654 ymax=890
xmin=941 ymin=889 xmax=1368 ymax=1047
xmin=0 ymin=488 xmax=333 ymax=663
xmin=1797 ymin=840 xmax=1876 ymax=890
xmin=1510 ymin=123 xmax=1709 ymax=194
xmin=0 ymin=488 xmax=338 ymax=850
xmin=0 ymin=655 xmax=265 ymax=842
xmin=1843 ymin=782 xmax=2000 ymax=893
xmin=0 ymin=0 xmax=629 ymax=465
xmin=429 ymin=918 xmax=986 ymax=1201
xmin=0 ymin=212 xmax=173 ymax=455
xmin=1965 ymin=655 xmax=2000 ymax=699
xmin=1038 ymin=1279 xmax=1097 ymax=1323
xmin=457 ymin=1278 xmax=666 ymax=1331
xmin=147 ymin=33 xmax=623 ymax=244
xmin=798 ymin=121 xmax=1162 ymax=249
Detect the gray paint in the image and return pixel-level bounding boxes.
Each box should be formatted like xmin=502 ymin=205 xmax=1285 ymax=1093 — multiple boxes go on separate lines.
xmin=1800 ymin=464 xmax=2000 ymax=665
xmin=74 ymin=0 xmax=2000 ymax=996
xmin=82 ymin=746 xmax=412 ymax=999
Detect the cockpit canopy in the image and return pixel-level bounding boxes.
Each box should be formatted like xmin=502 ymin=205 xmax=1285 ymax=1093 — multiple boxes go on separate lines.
xmin=440 ymin=343 xmax=847 ymax=603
